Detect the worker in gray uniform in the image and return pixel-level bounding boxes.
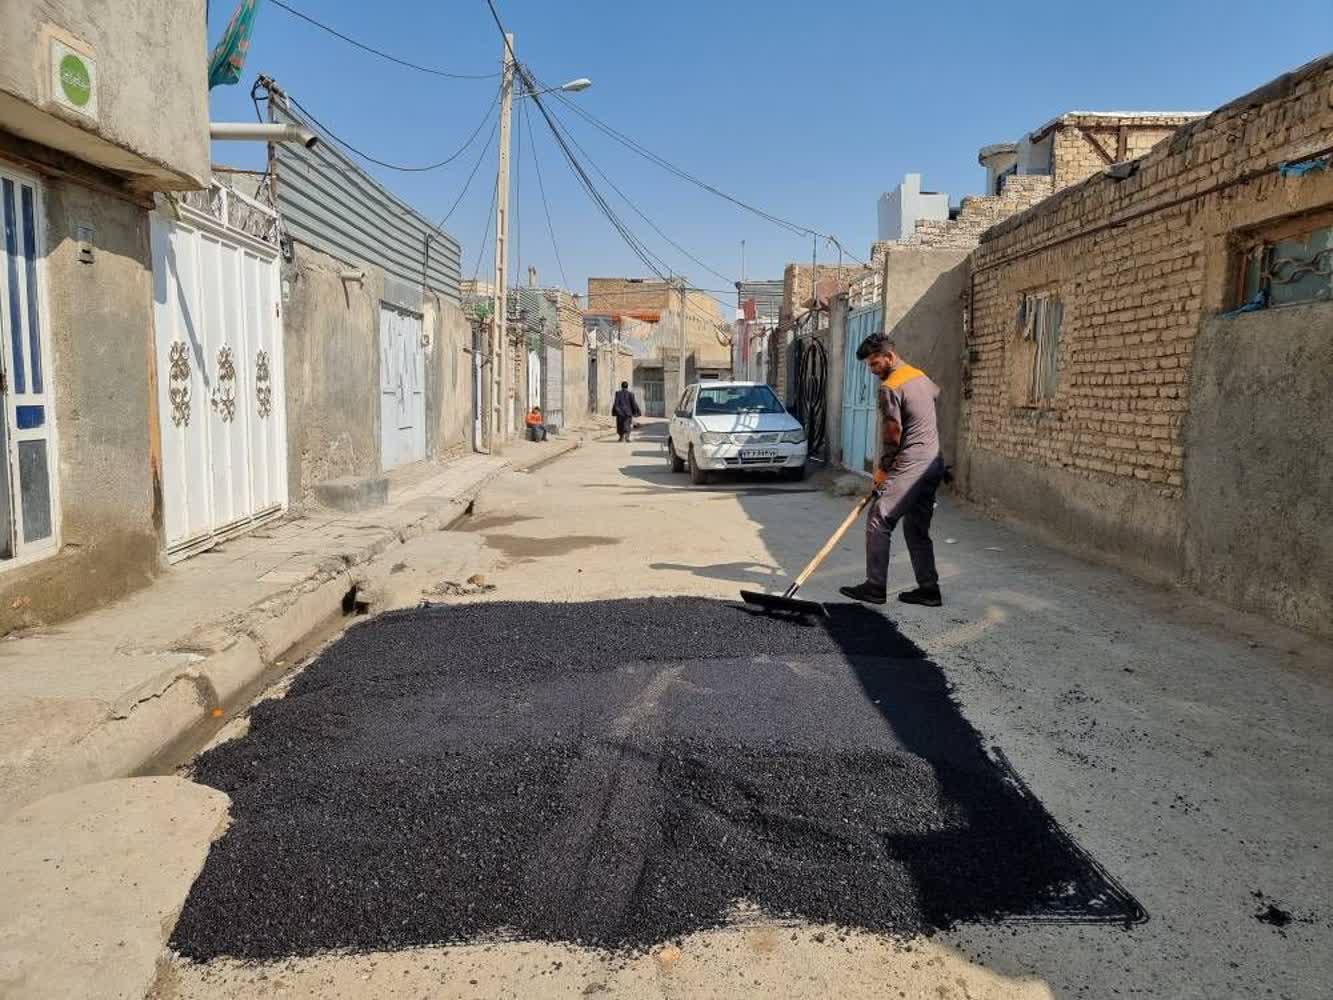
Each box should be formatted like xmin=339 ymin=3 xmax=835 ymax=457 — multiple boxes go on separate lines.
xmin=840 ymin=333 xmax=945 ymax=607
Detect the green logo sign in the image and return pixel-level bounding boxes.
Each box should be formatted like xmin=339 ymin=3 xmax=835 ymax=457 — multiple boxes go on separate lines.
xmin=59 ymin=53 xmax=91 ymax=107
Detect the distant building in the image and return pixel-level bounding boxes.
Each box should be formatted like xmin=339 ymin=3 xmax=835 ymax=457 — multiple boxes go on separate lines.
xmin=585 ymin=277 xmax=731 ymax=413
xmin=734 ymin=279 xmax=783 ymax=382
xmin=981 ymin=111 xmax=1207 ymax=194
xmin=877 ymin=173 xmax=950 ymax=242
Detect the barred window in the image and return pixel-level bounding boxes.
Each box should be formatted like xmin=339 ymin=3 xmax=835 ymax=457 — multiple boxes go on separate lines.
xmin=1019 ymin=292 xmax=1063 ymax=403
xmin=1238 ymin=222 xmax=1333 ymax=310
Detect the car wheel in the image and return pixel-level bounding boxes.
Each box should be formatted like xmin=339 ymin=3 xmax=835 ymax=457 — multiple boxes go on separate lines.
xmin=688 ymin=446 xmax=709 ymax=485
xmin=668 ymin=437 xmax=686 ymax=473
xmin=783 ymin=462 xmax=807 ymax=482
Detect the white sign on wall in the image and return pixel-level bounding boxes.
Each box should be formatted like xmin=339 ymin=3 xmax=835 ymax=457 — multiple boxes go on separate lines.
xmin=50 ymin=39 xmax=98 ymax=121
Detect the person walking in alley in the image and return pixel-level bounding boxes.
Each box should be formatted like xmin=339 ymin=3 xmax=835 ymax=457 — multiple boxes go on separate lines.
xmin=612 ymin=381 xmax=641 ymax=442
xmin=526 ymin=406 xmax=547 ymax=442
xmin=840 ymin=333 xmax=946 ymax=608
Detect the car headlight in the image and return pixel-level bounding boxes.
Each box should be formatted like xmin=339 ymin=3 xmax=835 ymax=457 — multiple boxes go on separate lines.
xmin=782 ymin=428 xmax=807 ymax=444
xmin=700 ymin=432 xmax=728 ymax=445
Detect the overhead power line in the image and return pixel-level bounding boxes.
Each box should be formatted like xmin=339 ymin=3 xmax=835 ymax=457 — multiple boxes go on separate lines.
xmin=484 ymin=0 xmax=738 ymax=331
xmin=470 ymin=175 xmax=500 ymax=285
xmin=286 ymin=88 xmax=500 ymax=172
xmin=433 ymin=110 xmax=501 ymax=230
xmin=520 ymin=70 xmax=675 ymax=282
xmin=268 ymin=0 xmax=499 ymax=79
xmin=543 ymin=79 xmax=872 ymax=268
xmin=522 ymin=99 xmax=570 ymax=291
xmin=546 ymin=88 xmax=816 ymax=238
xmin=535 ymin=87 xmax=736 ymax=289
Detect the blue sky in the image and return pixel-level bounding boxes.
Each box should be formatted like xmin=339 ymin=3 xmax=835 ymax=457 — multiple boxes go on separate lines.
xmin=208 ymin=1 xmax=1332 ymax=303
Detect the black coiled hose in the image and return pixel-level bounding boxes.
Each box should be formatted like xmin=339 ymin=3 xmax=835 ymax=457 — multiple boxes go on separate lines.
xmin=791 ymin=337 xmax=828 ymax=461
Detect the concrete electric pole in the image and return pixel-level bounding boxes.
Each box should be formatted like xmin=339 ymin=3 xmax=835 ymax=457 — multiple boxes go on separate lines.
xmin=487 ymin=41 xmax=588 ymax=447
xmin=677 ymin=277 xmax=688 ymax=402
xmin=491 ymin=32 xmax=515 ymax=445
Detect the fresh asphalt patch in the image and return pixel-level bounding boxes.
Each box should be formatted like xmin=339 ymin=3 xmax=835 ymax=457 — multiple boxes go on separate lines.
xmin=171 ymin=598 xmax=1143 ymax=960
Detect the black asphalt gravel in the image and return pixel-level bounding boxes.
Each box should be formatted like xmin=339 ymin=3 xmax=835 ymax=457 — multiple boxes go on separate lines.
xmin=171 ymin=598 xmax=1141 ymax=960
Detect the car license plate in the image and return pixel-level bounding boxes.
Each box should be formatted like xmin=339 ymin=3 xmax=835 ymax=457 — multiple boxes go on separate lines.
xmin=740 ymin=448 xmax=779 ymax=459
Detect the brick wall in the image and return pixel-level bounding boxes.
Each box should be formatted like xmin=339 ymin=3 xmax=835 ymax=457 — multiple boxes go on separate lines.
xmin=906 ymin=175 xmax=1055 ymax=251
xmin=960 ymin=54 xmax=1333 ymax=616
xmin=1045 ymin=125 xmax=1183 ymax=189
xmin=586 ymin=277 xmax=670 ymax=314
xmin=781 ymin=263 xmax=871 ymax=321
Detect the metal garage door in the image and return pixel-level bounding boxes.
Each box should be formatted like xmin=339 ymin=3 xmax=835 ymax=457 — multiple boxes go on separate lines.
xmin=150 ymin=200 xmax=288 ymax=559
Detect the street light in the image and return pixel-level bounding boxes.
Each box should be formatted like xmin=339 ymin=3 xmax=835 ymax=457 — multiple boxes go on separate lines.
xmin=519 ymin=77 xmax=592 ymax=99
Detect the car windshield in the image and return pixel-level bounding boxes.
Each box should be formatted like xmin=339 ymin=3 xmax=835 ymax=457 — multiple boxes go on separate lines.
xmin=695 ymin=385 xmax=785 ymax=415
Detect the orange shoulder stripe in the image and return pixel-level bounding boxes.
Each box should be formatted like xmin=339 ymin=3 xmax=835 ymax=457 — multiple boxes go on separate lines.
xmin=883 ymin=364 xmax=926 ymax=390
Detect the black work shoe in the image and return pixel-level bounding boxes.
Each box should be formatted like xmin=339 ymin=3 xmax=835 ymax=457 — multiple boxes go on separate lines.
xmin=898 ymin=584 xmax=943 ymax=607
xmin=839 ymin=583 xmax=887 ymax=605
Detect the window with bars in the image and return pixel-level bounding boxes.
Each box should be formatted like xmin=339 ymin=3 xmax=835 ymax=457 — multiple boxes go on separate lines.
xmin=1237 ymin=221 xmax=1333 ymax=310
xmin=1018 ymin=291 xmax=1063 ymax=404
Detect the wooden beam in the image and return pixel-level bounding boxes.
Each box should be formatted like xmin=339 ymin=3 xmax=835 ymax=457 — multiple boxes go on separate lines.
xmin=1082 ymin=128 xmax=1117 ymax=165
xmin=1116 ymin=126 xmax=1129 ymax=161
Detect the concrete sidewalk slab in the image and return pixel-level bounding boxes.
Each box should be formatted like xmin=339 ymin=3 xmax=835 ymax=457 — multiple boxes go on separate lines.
xmin=0 ymin=777 xmax=229 ymax=1000
xmin=0 ymin=436 xmax=582 ymax=820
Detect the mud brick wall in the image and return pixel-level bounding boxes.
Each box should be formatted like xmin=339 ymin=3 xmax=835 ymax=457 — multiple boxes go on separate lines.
xmin=781 ymin=263 xmax=871 ymax=321
xmin=1052 ymin=123 xmax=1184 ymax=189
xmin=908 ymin=175 xmax=1055 ymax=251
xmin=959 ymin=55 xmax=1333 ymax=630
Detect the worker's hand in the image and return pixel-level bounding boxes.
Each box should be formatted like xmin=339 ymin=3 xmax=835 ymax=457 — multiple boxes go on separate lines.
xmin=873 ymin=469 xmax=889 ymax=492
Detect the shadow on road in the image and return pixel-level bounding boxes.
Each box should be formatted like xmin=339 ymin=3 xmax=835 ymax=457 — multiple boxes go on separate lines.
xmin=648 ymin=560 xmax=786 ymax=588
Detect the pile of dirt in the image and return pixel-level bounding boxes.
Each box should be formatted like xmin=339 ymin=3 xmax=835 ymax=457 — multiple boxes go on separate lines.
xmin=171 ymin=598 xmax=1141 ymax=960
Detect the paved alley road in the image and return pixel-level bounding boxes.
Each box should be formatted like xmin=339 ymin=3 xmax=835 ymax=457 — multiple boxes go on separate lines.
xmin=154 ymin=421 xmax=1331 ymax=1000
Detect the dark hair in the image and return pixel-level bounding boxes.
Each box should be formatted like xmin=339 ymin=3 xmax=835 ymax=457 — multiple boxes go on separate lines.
xmin=620 ymin=381 xmax=629 ymax=389
xmin=855 ymin=333 xmax=896 ymax=360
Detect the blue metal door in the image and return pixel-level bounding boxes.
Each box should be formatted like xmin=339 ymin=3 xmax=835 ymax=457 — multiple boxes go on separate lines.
xmin=840 ymin=304 xmax=881 ymax=475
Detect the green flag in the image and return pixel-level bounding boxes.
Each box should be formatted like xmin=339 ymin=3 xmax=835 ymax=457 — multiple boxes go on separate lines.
xmin=208 ymin=0 xmax=263 ymax=89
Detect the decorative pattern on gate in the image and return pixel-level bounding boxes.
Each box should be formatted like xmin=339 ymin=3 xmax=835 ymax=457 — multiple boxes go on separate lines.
xmin=211 ymin=345 xmax=237 ymax=422
xmin=255 ymin=349 xmax=273 ymax=418
xmin=168 ymin=341 xmax=192 ymax=427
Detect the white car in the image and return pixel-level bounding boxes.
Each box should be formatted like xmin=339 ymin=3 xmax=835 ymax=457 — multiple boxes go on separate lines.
xmin=666 ymin=381 xmax=809 ymax=484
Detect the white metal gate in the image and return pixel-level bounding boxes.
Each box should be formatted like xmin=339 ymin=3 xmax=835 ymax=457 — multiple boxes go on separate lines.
xmin=150 ymin=190 xmax=288 ymax=559
xmin=543 ymin=342 xmax=563 ymax=428
xmin=527 ymin=347 xmax=542 ymax=413
xmin=0 ymin=167 xmax=58 ymax=568
xmin=379 ymin=303 xmax=425 ymax=470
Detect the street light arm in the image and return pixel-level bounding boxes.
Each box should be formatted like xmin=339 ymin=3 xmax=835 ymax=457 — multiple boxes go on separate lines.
xmin=516 ymin=74 xmax=592 ymax=99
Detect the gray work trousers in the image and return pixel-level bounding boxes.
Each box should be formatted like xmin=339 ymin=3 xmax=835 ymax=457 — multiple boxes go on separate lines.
xmin=865 ymin=456 xmax=944 ymax=590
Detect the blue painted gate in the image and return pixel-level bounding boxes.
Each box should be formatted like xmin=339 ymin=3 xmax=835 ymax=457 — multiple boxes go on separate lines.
xmin=840 ymin=304 xmax=881 ymax=475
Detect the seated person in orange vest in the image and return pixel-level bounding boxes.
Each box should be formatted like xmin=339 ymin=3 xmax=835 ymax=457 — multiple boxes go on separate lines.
xmin=525 ymin=406 xmax=547 ymax=442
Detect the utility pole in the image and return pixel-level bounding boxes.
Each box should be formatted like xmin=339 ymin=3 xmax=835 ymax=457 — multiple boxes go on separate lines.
xmin=491 ymin=32 xmax=515 ymax=444
xmin=677 ymin=277 xmax=688 ymax=404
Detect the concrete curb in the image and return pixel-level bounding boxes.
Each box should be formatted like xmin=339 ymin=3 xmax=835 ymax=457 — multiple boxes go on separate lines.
xmin=18 ymin=439 xmax=585 ymax=808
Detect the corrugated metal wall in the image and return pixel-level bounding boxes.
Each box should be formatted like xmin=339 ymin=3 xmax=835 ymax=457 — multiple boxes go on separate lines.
xmin=270 ymin=100 xmax=461 ymax=304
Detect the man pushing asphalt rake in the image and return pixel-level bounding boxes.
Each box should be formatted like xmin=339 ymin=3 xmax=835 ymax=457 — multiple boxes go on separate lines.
xmin=741 ymin=333 xmax=946 ymax=616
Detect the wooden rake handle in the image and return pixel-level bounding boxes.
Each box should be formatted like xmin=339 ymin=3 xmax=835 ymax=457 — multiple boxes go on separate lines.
xmin=784 ymin=492 xmax=875 ymax=596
